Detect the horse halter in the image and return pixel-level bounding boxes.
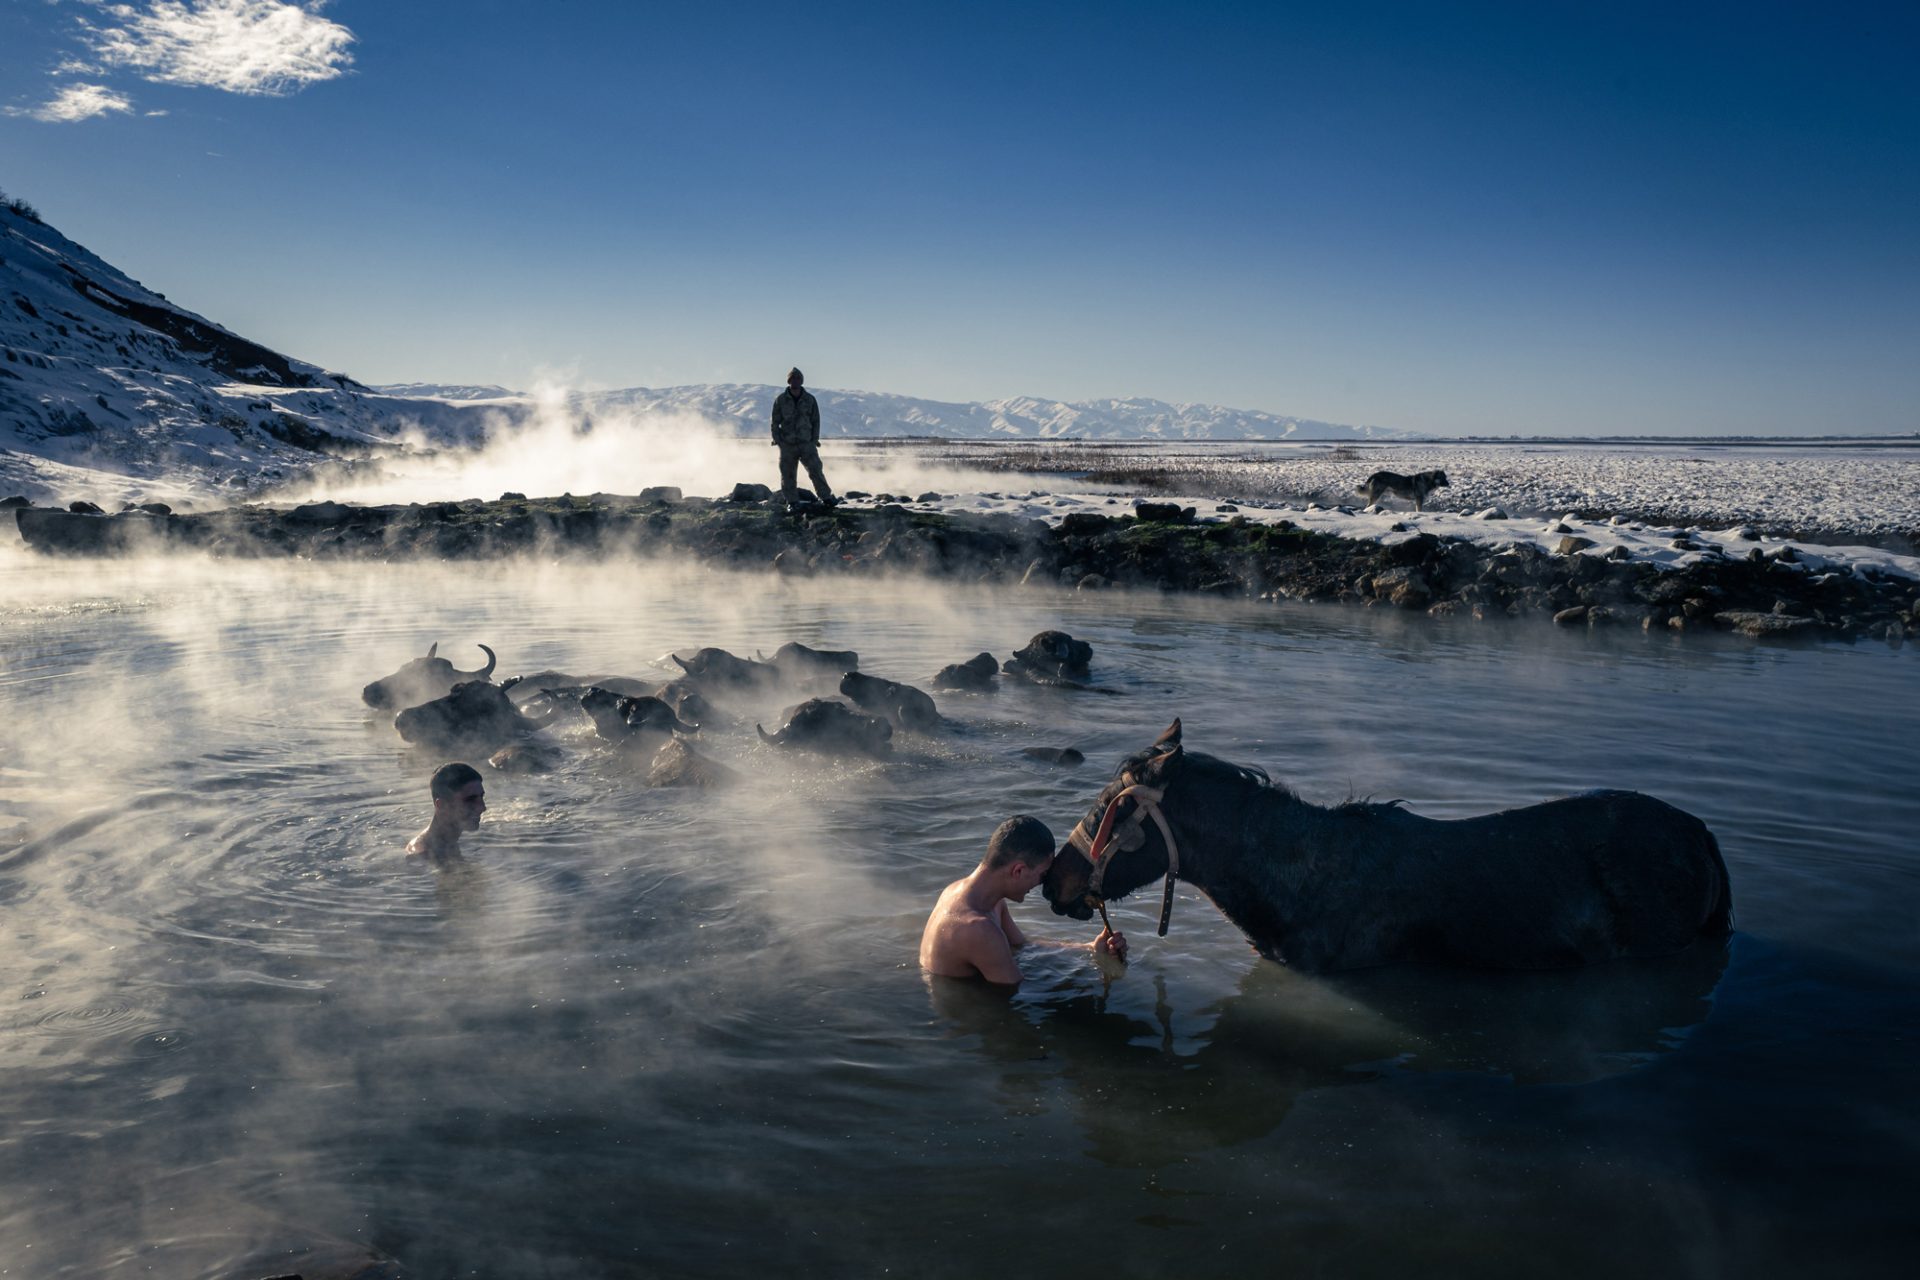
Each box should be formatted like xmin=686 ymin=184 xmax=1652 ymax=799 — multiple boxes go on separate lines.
xmin=1067 ymin=782 xmax=1183 ymax=937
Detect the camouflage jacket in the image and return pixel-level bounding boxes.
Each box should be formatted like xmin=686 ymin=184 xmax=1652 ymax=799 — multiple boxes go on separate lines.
xmin=770 ymin=387 xmax=820 ymax=446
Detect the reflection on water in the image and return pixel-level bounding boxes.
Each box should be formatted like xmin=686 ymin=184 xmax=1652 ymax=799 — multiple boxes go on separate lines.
xmin=0 ymin=554 xmax=1915 ymax=1277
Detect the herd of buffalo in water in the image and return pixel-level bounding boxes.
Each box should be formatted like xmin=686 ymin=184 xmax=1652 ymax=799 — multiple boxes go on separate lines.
xmin=361 ymin=629 xmax=1099 ymax=787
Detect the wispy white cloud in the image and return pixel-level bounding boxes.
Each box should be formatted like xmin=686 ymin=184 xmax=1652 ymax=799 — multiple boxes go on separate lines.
xmin=4 ymin=81 xmax=135 ymax=123
xmin=85 ymin=0 xmax=355 ymax=96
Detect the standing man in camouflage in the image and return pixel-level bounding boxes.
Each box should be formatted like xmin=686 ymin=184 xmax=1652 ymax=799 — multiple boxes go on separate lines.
xmin=770 ymin=366 xmax=837 ymax=508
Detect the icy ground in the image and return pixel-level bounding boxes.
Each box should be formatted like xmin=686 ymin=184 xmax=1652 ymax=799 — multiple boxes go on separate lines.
xmin=859 ymin=439 xmax=1920 ymax=584
xmin=895 ymin=439 xmax=1920 ymax=548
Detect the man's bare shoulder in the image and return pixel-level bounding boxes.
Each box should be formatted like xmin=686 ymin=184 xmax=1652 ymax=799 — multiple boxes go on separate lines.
xmin=921 ymin=882 xmax=1018 ymax=983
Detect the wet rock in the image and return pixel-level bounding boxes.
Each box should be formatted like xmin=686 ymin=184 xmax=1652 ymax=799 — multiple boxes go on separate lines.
xmin=1473 ymin=507 xmax=1509 ymax=520
xmin=1059 ymin=512 xmax=1111 ymax=535
xmin=1020 ymin=746 xmax=1085 ymax=766
xmin=648 ymin=738 xmax=741 ymax=788
xmin=1076 ymin=573 xmax=1110 ymax=590
xmin=1553 ymin=606 xmax=1589 ymax=626
xmin=1003 ymin=630 xmax=1093 ymax=684
xmin=1386 ymin=532 xmax=1441 ymax=566
xmin=137 ymin=502 xmax=173 ymax=516
xmin=1134 ymin=501 xmax=1195 ymax=523
xmin=1215 ymin=503 xmax=1239 ymax=512
xmin=931 ymin=652 xmax=999 ymax=692
xmin=840 ymin=671 xmax=939 ymax=731
xmin=1715 ymin=610 xmax=1817 ymax=638
xmin=0 ymin=495 xmax=31 ymax=509
xmin=772 ymin=547 xmax=812 ymax=575
xmin=68 ymin=500 xmax=104 ymax=514
xmin=917 ymin=491 xmax=942 ymax=503
xmin=1371 ymin=566 xmax=1431 ymax=608
xmin=1556 ymin=535 xmax=1596 ymax=555
xmin=288 ymin=500 xmax=352 ymax=524
xmin=730 ymin=482 xmax=773 ymax=502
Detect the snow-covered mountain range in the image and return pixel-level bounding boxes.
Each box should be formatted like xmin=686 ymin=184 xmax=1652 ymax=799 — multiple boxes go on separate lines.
xmin=376 ymin=382 xmax=1410 ymax=444
xmin=2 ymin=202 xmax=1402 ymax=506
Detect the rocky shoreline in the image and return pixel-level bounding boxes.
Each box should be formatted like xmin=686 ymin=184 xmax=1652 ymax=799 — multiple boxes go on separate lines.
xmin=8 ymin=490 xmax=1917 ymax=644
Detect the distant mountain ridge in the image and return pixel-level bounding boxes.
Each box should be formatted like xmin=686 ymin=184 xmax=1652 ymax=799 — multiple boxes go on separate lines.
xmin=377 ymin=382 xmax=1410 ymax=442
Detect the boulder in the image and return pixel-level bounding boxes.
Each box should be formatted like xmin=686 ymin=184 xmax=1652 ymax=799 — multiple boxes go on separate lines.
xmin=1715 ymin=610 xmax=1817 ymax=638
xmin=1134 ymin=501 xmax=1195 ymax=523
xmin=1556 ymin=535 xmax=1596 ymax=555
xmin=730 ymin=482 xmax=773 ymax=502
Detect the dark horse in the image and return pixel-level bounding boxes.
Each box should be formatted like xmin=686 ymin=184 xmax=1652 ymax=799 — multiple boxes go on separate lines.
xmin=1043 ymin=721 xmax=1733 ymax=972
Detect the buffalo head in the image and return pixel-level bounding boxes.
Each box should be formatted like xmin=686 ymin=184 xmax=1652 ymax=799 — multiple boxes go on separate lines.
xmin=363 ymin=642 xmax=497 ymax=710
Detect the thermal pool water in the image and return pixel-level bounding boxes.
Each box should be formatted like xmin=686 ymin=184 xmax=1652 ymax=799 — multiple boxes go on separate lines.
xmin=1 ymin=554 xmax=1914 ymax=1278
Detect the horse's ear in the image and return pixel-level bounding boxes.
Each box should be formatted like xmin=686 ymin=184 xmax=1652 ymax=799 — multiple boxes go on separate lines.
xmin=1153 ymin=719 xmax=1182 ymax=751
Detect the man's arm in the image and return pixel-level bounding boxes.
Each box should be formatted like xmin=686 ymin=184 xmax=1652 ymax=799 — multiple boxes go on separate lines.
xmin=808 ymin=393 xmax=821 ymax=444
xmin=770 ymin=397 xmax=781 ymax=444
xmin=996 ymin=899 xmax=1030 ymax=949
xmin=958 ymin=915 xmax=1024 ymax=986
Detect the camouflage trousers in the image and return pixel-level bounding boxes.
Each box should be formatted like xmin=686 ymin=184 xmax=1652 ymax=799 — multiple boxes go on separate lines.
xmin=778 ymin=442 xmax=835 ymax=504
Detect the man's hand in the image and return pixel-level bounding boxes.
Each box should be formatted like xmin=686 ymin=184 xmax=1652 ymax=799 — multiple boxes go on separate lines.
xmin=1094 ymin=927 xmax=1128 ymax=961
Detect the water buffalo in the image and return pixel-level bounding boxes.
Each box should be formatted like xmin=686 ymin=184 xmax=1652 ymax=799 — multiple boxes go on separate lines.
xmin=362 ymin=642 xmax=497 ymax=710
xmin=1021 ymin=746 xmax=1084 ymax=766
xmin=931 ymin=652 xmax=998 ymax=692
xmin=839 ymin=671 xmax=939 ymax=732
xmin=671 ymin=647 xmax=783 ymax=693
xmin=757 ymin=641 xmax=860 ymax=680
xmin=394 ymin=680 xmax=554 ymax=754
xmin=756 ymin=699 xmax=893 ymax=757
xmin=648 ymin=738 xmax=741 ymax=788
xmin=1002 ymin=631 xmax=1093 ymax=685
xmin=580 ymin=686 xmax=698 ymax=747
xmin=489 ymin=740 xmax=566 ymax=774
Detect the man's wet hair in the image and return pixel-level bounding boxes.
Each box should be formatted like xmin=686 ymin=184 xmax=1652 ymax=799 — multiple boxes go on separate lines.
xmin=985 ymin=815 xmax=1055 ymax=869
xmin=430 ymin=761 xmax=483 ymax=800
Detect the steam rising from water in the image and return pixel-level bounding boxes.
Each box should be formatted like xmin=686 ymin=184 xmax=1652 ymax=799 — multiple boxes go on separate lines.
xmin=290 ymin=385 xmax=1017 ymax=505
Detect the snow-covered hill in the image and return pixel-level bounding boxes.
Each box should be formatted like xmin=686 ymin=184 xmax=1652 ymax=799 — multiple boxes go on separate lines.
xmin=0 ymin=205 xmax=507 ymax=505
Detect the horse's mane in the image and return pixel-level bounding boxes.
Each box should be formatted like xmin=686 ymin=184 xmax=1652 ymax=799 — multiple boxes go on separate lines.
xmin=1121 ymin=746 xmax=1404 ymax=818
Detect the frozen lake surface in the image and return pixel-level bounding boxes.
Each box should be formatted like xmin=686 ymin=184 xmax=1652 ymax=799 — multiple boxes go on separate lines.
xmin=1 ymin=553 xmax=1915 ymax=1277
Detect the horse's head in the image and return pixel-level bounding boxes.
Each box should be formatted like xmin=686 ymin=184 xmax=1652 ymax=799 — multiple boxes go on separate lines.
xmin=1043 ymin=719 xmax=1187 ymax=922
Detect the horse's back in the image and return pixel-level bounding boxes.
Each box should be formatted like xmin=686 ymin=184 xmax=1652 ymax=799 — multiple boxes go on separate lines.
xmin=1381 ymin=790 xmax=1731 ymax=969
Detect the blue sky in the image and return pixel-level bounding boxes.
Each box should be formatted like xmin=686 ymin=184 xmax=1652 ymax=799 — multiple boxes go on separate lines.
xmin=3 ymin=0 xmax=1916 ymax=435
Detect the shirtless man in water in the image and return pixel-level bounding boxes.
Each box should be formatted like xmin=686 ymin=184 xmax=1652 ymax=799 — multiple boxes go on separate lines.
xmin=920 ymin=815 xmax=1126 ymax=986
xmin=406 ymin=762 xmax=487 ymax=863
